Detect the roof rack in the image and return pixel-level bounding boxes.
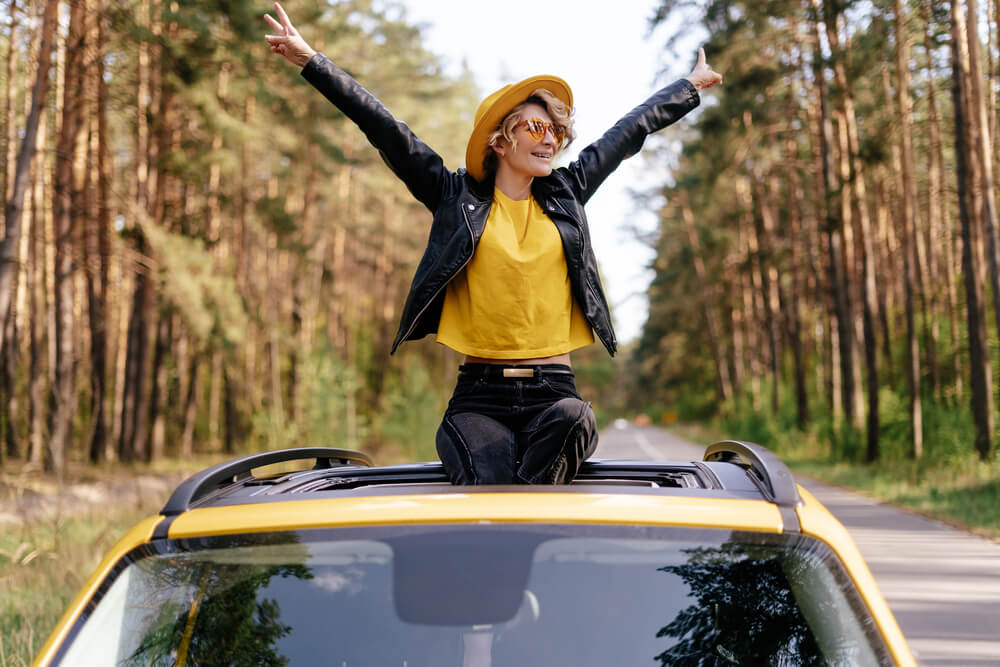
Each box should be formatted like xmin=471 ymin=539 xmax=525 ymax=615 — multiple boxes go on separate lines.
xmin=157 ymin=442 xmax=802 ymax=518
xmin=161 ymin=447 xmax=373 ymax=515
xmin=703 ymin=440 xmax=801 ymax=508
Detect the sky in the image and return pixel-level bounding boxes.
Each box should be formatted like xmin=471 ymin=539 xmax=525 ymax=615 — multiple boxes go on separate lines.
xmin=393 ymin=0 xmax=700 ymax=344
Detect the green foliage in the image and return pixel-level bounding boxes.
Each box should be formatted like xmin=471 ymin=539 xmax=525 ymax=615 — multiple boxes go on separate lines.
xmin=377 ymin=356 xmax=450 ymax=461
xmin=250 ymin=345 xmax=369 ymax=452
xmin=140 ymin=221 xmax=248 ymax=348
xmin=256 ymin=195 xmax=299 ymax=237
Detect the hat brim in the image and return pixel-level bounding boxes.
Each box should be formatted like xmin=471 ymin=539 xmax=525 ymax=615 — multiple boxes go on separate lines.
xmin=465 ymin=75 xmax=573 ymax=183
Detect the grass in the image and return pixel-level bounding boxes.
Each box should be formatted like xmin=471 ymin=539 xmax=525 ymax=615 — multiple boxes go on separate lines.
xmin=0 ymin=456 xmax=223 ymax=666
xmin=0 ymin=501 xmax=161 ymax=665
xmin=0 ymin=444 xmax=412 ymax=665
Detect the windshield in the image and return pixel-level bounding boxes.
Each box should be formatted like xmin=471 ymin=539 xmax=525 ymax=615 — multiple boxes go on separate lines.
xmin=58 ymin=524 xmax=892 ymax=666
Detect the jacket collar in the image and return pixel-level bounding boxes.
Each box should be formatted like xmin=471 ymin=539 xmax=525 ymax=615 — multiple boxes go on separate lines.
xmin=463 ymin=170 xmax=575 ymax=222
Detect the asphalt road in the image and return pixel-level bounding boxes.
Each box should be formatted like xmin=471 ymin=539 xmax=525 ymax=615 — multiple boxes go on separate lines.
xmin=595 ymin=422 xmax=1000 ymax=667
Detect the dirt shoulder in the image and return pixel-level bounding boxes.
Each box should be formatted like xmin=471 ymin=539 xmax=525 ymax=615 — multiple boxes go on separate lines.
xmin=0 ymin=463 xmax=203 ymax=526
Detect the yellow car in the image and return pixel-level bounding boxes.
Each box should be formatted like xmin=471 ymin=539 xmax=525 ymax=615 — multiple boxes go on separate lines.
xmin=36 ymin=441 xmax=915 ymax=666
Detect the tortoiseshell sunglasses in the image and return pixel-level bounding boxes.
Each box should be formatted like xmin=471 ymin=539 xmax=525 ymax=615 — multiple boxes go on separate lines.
xmin=513 ymin=118 xmax=566 ymax=144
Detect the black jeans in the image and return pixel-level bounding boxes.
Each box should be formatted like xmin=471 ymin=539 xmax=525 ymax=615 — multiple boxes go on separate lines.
xmin=435 ymin=364 xmax=598 ymax=485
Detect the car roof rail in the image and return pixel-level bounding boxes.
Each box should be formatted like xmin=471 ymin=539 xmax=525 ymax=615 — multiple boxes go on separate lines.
xmin=703 ymin=440 xmax=801 ymax=508
xmin=161 ymin=447 xmax=373 ymax=515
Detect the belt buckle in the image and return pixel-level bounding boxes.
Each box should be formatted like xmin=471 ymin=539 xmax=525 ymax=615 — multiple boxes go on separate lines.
xmin=503 ymin=368 xmax=535 ymax=379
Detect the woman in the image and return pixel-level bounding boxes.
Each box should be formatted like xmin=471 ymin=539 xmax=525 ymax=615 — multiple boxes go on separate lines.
xmin=265 ymin=3 xmax=721 ymax=485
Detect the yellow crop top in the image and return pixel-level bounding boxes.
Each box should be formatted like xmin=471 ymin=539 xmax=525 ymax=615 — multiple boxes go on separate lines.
xmin=436 ymin=188 xmax=595 ymax=358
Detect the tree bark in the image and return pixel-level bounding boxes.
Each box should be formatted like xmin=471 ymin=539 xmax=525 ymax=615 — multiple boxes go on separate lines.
xmin=737 ymin=179 xmax=764 ymax=408
xmin=27 ymin=141 xmax=44 ymax=467
xmin=965 ymin=0 xmax=1000 ymax=424
xmin=811 ymin=5 xmax=852 ymax=427
xmin=951 ymin=0 xmax=994 ymax=460
xmin=3 ymin=0 xmax=17 ymax=204
xmin=748 ymin=165 xmax=782 ymax=415
xmin=118 ymin=245 xmax=153 ymax=462
xmin=0 ymin=0 xmax=58 ymax=351
xmin=784 ymin=133 xmax=811 ymax=428
xmin=681 ymin=200 xmax=733 ymax=403
xmin=147 ymin=311 xmax=170 ymax=462
xmin=823 ymin=5 xmax=878 ymax=443
xmin=87 ymin=0 xmax=111 ymax=462
xmin=895 ymin=0 xmax=924 ymax=459
xmin=49 ymin=0 xmax=88 ymax=473
xmin=180 ymin=351 xmax=200 ymax=459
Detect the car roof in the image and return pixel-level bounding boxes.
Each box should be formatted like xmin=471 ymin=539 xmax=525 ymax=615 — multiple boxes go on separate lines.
xmin=151 ymin=440 xmax=804 ymax=540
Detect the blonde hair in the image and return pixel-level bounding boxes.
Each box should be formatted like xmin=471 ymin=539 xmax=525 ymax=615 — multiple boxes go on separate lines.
xmin=482 ymin=88 xmax=576 ymax=177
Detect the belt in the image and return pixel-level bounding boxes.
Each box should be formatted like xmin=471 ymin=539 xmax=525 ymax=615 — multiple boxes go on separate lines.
xmin=459 ymin=363 xmax=574 ymax=379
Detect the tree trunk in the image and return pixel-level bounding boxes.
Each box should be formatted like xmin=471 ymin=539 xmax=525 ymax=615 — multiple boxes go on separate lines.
xmin=28 ymin=146 xmax=45 ymax=467
xmin=737 ymin=181 xmax=763 ymax=408
xmin=895 ymin=0 xmax=924 ymax=459
xmin=952 ymin=0 xmax=994 ymax=460
xmin=823 ymin=8 xmax=878 ymax=441
xmin=784 ymin=134 xmax=810 ymax=428
xmin=119 ymin=243 xmax=154 ymax=462
xmin=0 ymin=0 xmax=58 ymax=350
xmin=48 ymin=0 xmax=88 ymax=474
xmin=147 ymin=310 xmax=170 ymax=462
xmin=811 ymin=6 xmax=852 ymax=427
xmin=87 ymin=0 xmax=111 ymax=462
xmin=3 ymin=0 xmax=17 ymax=204
xmin=180 ymin=351 xmax=200 ymax=459
xmin=965 ymin=0 xmax=1000 ymax=431
xmin=3 ymin=304 xmax=18 ymax=459
xmin=748 ymin=166 xmax=781 ymax=415
xmin=208 ymin=349 xmax=223 ymax=449
xmin=681 ymin=200 xmax=733 ymax=403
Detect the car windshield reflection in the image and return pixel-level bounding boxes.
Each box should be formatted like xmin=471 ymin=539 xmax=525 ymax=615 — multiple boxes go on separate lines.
xmin=60 ymin=525 xmax=892 ymax=666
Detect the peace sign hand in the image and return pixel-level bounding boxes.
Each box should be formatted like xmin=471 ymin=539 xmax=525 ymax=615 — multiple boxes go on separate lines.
xmin=264 ymin=2 xmax=316 ymax=68
xmin=685 ymin=48 xmax=723 ymax=91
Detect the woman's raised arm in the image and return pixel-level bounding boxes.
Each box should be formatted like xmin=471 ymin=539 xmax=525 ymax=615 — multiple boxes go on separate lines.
xmin=262 ymin=2 xmax=453 ymax=211
xmin=563 ymin=47 xmax=722 ymax=204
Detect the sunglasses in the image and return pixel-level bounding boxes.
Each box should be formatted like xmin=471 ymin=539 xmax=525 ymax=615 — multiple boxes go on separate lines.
xmin=513 ymin=117 xmax=566 ymax=144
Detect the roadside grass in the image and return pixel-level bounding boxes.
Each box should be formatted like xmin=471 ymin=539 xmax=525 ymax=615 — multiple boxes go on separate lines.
xmin=0 ymin=443 xmax=412 ymax=665
xmin=666 ymin=397 xmax=1000 ymax=542
xmin=0 ymin=455 xmax=224 ymax=666
xmin=0 ymin=501 xmax=160 ymax=666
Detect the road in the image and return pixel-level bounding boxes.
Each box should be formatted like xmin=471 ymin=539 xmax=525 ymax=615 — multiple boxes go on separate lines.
xmin=596 ymin=422 xmax=1000 ymax=667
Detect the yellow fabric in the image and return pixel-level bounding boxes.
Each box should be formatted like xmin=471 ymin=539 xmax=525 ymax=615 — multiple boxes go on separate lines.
xmin=437 ymin=188 xmax=595 ymax=358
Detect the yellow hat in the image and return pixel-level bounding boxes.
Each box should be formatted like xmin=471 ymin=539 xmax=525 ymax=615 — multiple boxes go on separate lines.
xmin=464 ymin=75 xmax=573 ymax=182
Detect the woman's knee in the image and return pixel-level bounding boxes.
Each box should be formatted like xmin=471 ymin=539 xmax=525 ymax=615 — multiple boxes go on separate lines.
xmin=436 ymin=412 xmax=517 ymax=485
xmin=518 ymin=399 xmax=598 ymax=484
xmin=530 ymin=398 xmax=596 ymax=441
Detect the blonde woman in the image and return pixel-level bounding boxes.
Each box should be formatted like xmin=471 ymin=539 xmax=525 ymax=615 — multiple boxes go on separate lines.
xmin=265 ymin=2 xmax=722 ymax=484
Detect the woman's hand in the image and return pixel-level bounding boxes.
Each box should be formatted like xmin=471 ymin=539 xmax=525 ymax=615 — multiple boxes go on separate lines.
xmin=685 ymin=48 xmax=723 ymax=91
xmin=264 ymin=2 xmax=316 ymax=68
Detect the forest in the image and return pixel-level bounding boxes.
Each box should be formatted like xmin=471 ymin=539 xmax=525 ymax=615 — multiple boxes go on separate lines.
xmin=632 ymin=0 xmax=1000 ymax=466
xmin=1 ymin=0 xmax=999 ymax=473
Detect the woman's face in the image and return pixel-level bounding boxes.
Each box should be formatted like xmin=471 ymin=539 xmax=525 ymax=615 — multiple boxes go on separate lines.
xmin=495 ymin=103 xmax=560 ymax=179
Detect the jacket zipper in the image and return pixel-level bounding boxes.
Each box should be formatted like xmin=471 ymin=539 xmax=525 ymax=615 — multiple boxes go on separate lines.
xmin=397 ymin=203 xmax=478 ymax=346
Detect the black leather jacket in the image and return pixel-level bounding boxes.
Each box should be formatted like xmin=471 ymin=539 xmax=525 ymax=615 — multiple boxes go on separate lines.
xmin=302 ymin=54 xmax=700 ymax=356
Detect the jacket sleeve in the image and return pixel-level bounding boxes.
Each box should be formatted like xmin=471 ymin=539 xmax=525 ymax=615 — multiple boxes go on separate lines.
xmin=563 ymin=79 xmax=700 ymax=205
xmin=301 ymin=53 xmax=451 ymax=212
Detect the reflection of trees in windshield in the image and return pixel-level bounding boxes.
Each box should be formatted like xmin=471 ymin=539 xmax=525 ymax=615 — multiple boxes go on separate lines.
xmin=121 ymin=533 xmax=312 ymax=666
xmin=655 ymin=542 xmax=823 ymax=666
